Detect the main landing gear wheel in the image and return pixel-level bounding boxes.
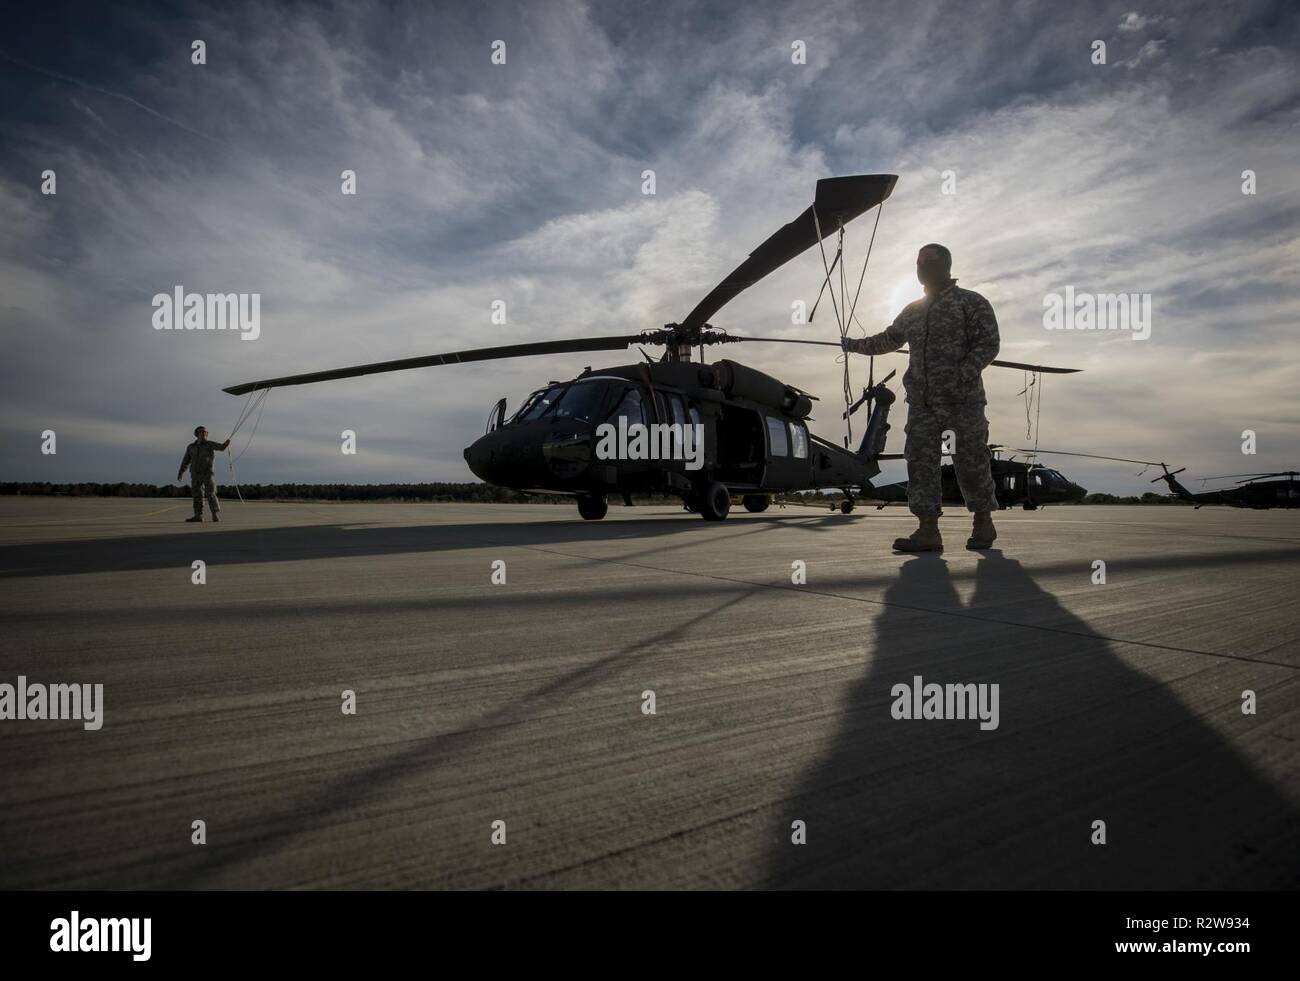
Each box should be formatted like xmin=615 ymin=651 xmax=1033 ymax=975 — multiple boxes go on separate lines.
xmin=698 ymin=482 xmax=731 ymax=521
xmin=840 ymin=499 xmax=855 ymax=514
xmin=577 ymin=495 xmax=608 ymax=520
xmin=742 ymin=494 xmax=770 ymax=513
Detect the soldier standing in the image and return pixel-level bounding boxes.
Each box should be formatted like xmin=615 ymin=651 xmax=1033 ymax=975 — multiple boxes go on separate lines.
xmin=178 ymin=426 xmax=231 ymax=523
xmin=843 ymin=244 xmax=1000 ymax=551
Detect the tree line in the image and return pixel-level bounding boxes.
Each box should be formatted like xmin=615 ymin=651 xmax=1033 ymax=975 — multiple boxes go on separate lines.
xmin=0 ymin=482 xmax=568 ymax=503
xmin=1 ymin=483 xmax=1186 ymax=505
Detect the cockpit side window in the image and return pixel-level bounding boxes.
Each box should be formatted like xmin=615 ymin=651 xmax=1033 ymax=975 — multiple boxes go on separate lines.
xmin=611 ymin=387 xmax=646 ymax=427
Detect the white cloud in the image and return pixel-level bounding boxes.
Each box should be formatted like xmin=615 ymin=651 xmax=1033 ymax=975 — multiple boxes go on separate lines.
xmin=1119 ymin=12 xmax=1149 ymax=33
xmin=1 ymin=0 xmax=1297 ymax=496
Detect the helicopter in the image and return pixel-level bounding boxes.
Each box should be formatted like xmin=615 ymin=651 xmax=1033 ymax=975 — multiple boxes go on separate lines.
xmin=224 ymin=174 xmax=1078 ymax=521
xmin=1151 ymin=466 xmax=1300 ymax=509
xmin=862 ymin=444 xmax=1089 ymax=511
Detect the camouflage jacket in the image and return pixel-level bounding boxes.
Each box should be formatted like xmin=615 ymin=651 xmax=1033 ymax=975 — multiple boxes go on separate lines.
xmin=179 ymin=439 xmax=225 ymax=477
xmin=845 ymin=281 xmax=999 ymax=406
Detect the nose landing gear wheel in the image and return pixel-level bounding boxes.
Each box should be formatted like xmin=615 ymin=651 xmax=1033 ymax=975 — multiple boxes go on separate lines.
xmin=840 ymin=498 xmax=855 ymax=514
xmin=577 ymin=495 xmax=608 ymax=520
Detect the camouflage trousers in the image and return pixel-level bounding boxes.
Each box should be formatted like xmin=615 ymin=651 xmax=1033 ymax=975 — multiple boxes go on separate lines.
xmin=903 ymin=404 xmax=998 ymax=515
xmin=191 ymin=473 xmax=220 ymax=516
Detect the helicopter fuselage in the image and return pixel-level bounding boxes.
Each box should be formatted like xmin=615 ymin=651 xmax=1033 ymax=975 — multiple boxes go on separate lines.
xmin=463 ymin=359 xmax=882 ymax=517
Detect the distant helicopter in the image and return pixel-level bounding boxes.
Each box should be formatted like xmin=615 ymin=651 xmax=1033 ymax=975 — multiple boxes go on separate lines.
xmin=862 ymin=444 xmax=1088 ymax=511
xmin=224 ymin=174 xmax=1076 ymax=521
xmin=1151 ymin=466 xmax=1300 ymax=509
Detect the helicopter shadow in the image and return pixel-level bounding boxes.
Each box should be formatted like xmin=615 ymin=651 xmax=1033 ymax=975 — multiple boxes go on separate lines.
xmin=0 ymin=511 xmax=856 ymax=579
xmin=763 ymin=550 xmax=1299 ymax=888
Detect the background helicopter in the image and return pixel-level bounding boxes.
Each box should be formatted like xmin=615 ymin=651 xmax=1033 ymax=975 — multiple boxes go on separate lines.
xmin=225 ymin=174 xmax=1077 ymax=521
xmin=1151 ymin=466 xmax=1300 ymax=509
xmin=862 ymin=444 xmax=1089 ymax=511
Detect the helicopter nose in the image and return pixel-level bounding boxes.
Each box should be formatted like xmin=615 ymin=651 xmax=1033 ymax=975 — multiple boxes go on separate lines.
xmin=465 ymin=430 xmax=537 ymax=484
xmin=1070 ymin=482 xmax=1087 ymax=500
xmin=465 ymin=422 xmax=583 ymax=485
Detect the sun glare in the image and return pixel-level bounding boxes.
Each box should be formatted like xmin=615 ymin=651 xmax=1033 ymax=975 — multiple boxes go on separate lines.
xmin=888 ymin=276 xmax=921 ymax=321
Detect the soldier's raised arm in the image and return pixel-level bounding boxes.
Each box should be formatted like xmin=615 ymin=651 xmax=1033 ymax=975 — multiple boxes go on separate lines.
xmin=958 ymin=294 xmax=1000 ymax=383
xmin=842 ymin=318 xmax=906 ymax=356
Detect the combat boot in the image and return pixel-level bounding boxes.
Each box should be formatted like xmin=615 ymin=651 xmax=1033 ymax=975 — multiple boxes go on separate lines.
xmin=210 ymin=514 xmax=220 ymax=522
xmin=967 ymin=511 xmax=997 ymax=550
xmin=893 ymin=514 xmax=943 ymax=553
xmin=186 ymin=514 xmax=203 ymax=523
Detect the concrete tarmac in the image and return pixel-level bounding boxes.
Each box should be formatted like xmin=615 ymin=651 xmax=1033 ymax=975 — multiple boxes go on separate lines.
xmin=1 ymin=497 xmax=1297 ymax=889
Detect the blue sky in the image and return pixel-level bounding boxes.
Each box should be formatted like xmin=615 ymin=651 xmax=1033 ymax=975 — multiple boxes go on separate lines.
xmin=2 ymin=0 xmax=1297 ymax=494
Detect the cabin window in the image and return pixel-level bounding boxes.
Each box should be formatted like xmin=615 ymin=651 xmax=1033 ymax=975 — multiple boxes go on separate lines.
xmin=789 ymin=422 xmax=808 ymax=459
xmin=668 ymin=395 xmax=688 ymax=427
xmin=766 ymin=416 xmax=789 ymax=456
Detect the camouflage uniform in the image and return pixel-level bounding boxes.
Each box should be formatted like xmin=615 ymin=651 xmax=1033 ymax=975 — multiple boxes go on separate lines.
xmin=179 ymin=440 xmax=224 ymax=517
xmin=846 ymin=280 xmax=1000 ymax=515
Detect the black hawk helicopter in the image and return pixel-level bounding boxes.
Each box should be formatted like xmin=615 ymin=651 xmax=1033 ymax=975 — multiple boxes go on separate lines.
xmin=224 ymin=174 xmax=1077 ymax=521
xmin=863 ymin=444 xmax=1089 ymax=511
xmin=1151 ymin=466 xmax=1300 ymax=509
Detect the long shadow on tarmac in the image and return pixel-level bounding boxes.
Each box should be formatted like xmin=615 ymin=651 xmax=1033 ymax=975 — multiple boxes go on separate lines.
xmin=763 ymin=550 xmax=1299 ymax=888
xmin=157 ymin=584 xmax=766 ymax=889
xmin=0 ymin=513 xmax=853 ymax=578
xmin=3 ymin=513 xmax=1298 ymax=583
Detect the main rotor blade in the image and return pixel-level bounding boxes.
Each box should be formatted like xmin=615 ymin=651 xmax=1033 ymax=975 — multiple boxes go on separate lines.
xmin=1202 ymin=471 xmax=1299 ymax=483
xmin=728 ymin=336 xmax=1082 ymax=373
xmin=681 ymin=174 xmax=898 ymax=329
xmin=996 ymin=447 xmax=1165 ymax=466
xmin=222 ymin=335 xmax=642 ymax=396
xmin=988 ymin=358 xmax=1081 ymax=375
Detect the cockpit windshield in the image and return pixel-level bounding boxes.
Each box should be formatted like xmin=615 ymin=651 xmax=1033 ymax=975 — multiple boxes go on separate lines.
xmin=1039 ymin=468 xmax=1068 ymax=489
xmin=515 ymin=386 xmax=563 ymax=422
xmin=510 ymin=379 xmax=611 ymax=425
xmin=548 ymin=379 xmax=610 ymax=423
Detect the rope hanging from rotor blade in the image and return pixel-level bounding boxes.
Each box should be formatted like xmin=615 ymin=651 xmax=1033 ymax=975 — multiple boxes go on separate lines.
xmin=808 ymin=251 xmax=841 ymax=323
xmin=844 ymin=201 xmax=884 ymax=334
xmin=813 ymin=209 xmax=855 ymax=448
xmin=846 ymin=202 xmax=884 ymax=426
xmin=224 ymin=387 xmax=270 ymax=504
xmin=840 ymin=225 xmax=853 ymax=447
xmin=1032 ymin=371 xmax=1043 ymax=462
